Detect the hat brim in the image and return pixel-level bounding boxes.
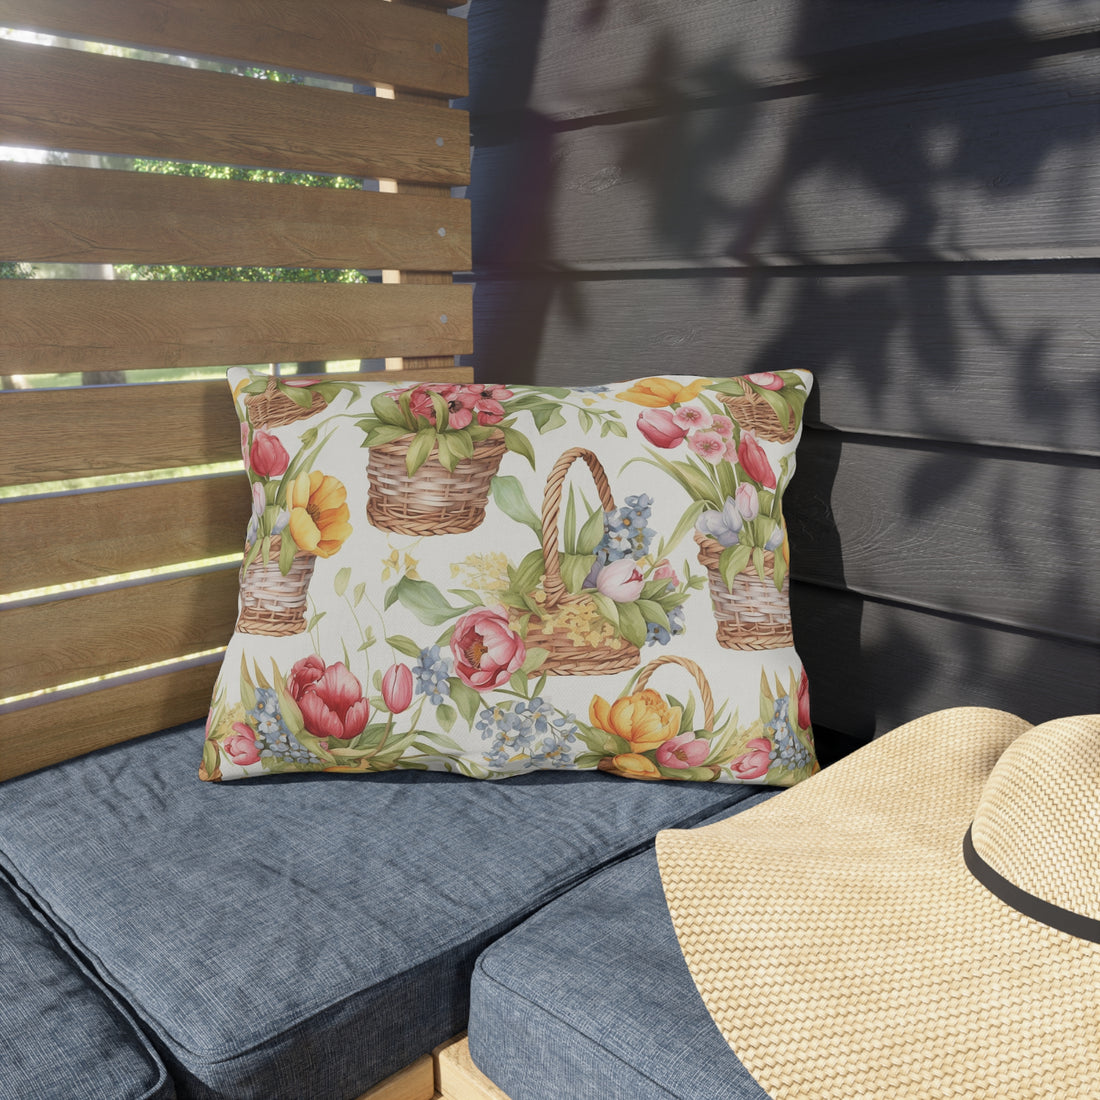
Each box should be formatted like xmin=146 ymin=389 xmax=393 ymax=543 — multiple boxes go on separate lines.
xmin=656 ymin=707 xmax=1100 ymax=1099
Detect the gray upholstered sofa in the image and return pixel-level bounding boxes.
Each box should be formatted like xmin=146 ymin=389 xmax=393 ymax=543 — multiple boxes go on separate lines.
xmin=0 ymin=717 xmax=779 ymax=1100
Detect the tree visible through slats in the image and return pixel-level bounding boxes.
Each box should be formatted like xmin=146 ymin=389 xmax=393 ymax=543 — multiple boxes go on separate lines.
xmin=0 ymin=0 xmax=472 ymax=778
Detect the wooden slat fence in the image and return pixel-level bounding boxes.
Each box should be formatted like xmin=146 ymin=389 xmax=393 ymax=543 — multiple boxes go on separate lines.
xmin=0 ymin=0 xmax=473 ymax=779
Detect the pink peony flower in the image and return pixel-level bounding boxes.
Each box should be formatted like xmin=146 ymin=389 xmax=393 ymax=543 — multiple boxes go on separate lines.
xmin=451 ymin=608 xmax=526 ymax=692
xmin=224 ymin=723 xmax=261 ymax=766
xmin=656 ymin=732 xmax=711 ymax=769
xmin=636 ymin=408 xmax=688 ymax=449
xmin=736 ymin=431 xmax=777 ymax=489
xmin=731 ymin=737 xmax=773 ymax=780
xmin=746 ymin=372 xmax=784 ymax=390
xmin=688 ymin=430 xmax=727 ymax=465
xmin=797 ymin=669 xmax=811 ymax=731
xmin=672 ymin=405 xmax=713 ymax=432
xmin=240 ymin=424 xmax=251 ymax=469
xmin=381 ymin=663 xmax=414 ymax=715
xmin=709 ymin=414 xmax=734 ymax=438
xmin=249 ymin=430 xmax=290 ymax=478
xmin=653 ymin=559 xmax=680 ymax=587
xmin=289 ymin=658 xmax=370 ymax=742
xmin=595 ymin=557 xmax=645 ymax=603
xmin=735 ymin=482 xmax=760 ymax=520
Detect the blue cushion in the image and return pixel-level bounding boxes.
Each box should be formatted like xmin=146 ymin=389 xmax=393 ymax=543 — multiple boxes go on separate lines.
xmin=0 ymin=720 xmax=766 ymax=1100
xmin=0 ymin=879 xmax=174 ymax=1100
xmin=468 ymin=794 xmax=779 ymax=1100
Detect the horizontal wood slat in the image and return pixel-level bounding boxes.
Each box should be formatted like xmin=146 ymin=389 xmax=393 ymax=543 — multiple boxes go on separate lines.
xmin=0 ymin=281 xmax=473 ymax=373
xmin=0 ymin=568 xmax=240 ymax=697
xmin=466 ymin=0 xmax=1100 ymax=118
xmin=786 ymin=432 xmax=1100 ymax=644
xmin=0 ymin=41 xmax=469 ymax=184
xmin=0 ymin=368 xmax=474 ymax=487
xmin=0 ymin=163 xmax=472 ymax=270
xmin=471 ymin=270 xmax=1100 ymax=455
xmin=1 ymin=474 xmax=249 ymax=595
xmin=0 ymin=660 xmax=219 ymax=781
xmin=0 ymin=0 xmax=467 ymax=98
xmin=472 ymin=52 xmax=1100 ymax=268
xmin=792 ymin=582 xmax=1100 ymax=742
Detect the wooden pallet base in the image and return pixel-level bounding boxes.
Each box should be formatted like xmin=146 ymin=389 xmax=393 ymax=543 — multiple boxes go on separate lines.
xmin=347 ymin=1035 xmax=512 ymax=1100
xmin=434 ymin=1035 xmax=512 ymax=1100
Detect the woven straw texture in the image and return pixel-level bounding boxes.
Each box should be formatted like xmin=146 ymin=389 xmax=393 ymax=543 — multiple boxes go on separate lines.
xmin=366 ymin=433 xmax=506 ymax=535
xmin=245 ymin=377 xmax=325 ymax=429
xmin=717 ymin=380 xmax=797 ymax=443
xmin=236 ymin=536 xmax=315 ymax=636
xmin=694 ymin=533 xmax=792 ymax=650
xmin=657 ymin=708 xmax=1100 ymax=1099
xmin=513 ymin=446 xmax=640 ymax=676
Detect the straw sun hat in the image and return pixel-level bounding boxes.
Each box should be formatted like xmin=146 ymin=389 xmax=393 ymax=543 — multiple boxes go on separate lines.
xmin=657 ymin=707 xmax=1099 ymax=1099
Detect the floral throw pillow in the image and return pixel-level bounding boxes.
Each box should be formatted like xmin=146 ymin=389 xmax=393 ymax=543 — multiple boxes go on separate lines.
xmin=202 ymin=369 xmax=817 ymax=785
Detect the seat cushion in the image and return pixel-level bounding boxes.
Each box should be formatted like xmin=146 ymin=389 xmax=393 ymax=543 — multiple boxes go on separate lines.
xmin=0 ymin=879 xmax=174 ymax=1100
xmin=0 ymin=720 xmax=764 ymax=1100
xmin=467 ymin=794 xmax=780 ymax=1100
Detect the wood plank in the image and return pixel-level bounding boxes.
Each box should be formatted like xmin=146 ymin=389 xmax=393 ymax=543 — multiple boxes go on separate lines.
xmin=0 ymin=660 xmax=219 ymax=781
xmin=785 ymin=432 xmax=1100 ymax=644
xmin=0 ymin=40 xmax=469 ymax=184
xmin=791 ymin=582 xmax=1100 ymax=743
xmin=0 ymin=369 xmax=474 ymax=487
xmin=0 ymin=163 xmax=471 ymax=271
xmin=0 ymin=568 xmax=240 ymax=697
xmin=0 ymin=281 xmax=473 ymax=373
xmin=0 ymin=0 xmax=467 ymax=98
xmin=435 ymin=1036 xmax=511 ymax=1100
xmin=465 ymin=0 xmax=1100 ymax=119
xmin=470 ymin=269 xmax=1100 ymax=455
xmin=470 ymin=52 xmax=1100 ymax=268
xmin=0 ymin=474 xmax=249 ymax=595
xmin=352 ymin=1053 xmax=435 ymax=1100
xmin=380 ymin=55 xmax=461 ymax=371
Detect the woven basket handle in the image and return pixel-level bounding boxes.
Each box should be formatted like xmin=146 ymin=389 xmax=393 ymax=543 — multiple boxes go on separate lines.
xmin=541 ymin=447 xmax=616 ymax=609
xmin=634 ymin=655 xmax=715 ymax=730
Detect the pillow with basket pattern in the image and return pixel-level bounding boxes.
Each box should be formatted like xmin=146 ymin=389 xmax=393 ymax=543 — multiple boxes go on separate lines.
xmin=202 ymin=368 xmax=816 ymax=785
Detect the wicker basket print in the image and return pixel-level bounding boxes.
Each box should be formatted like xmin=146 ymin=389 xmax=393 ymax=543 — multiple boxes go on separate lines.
xmin=366 ymin=433 xmax=507 ymax=536
xmin=694 ymin=532 xmax=793 ymax=650
xmin=236 ymin=535 xmax=316 ymax=636
xmin=517 ymin=446 xmax=641 ymax=676
xmin=717 ymin=377 xmax=798 ymax=443
xmin=245 ymin=377 xmax=325 ymax=430
xmin=635 ymin=655 xmax=715 ymax=729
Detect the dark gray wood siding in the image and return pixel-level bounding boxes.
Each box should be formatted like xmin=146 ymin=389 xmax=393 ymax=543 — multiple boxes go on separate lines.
xmin=463 ymin=0 xmax=1100 ymax=758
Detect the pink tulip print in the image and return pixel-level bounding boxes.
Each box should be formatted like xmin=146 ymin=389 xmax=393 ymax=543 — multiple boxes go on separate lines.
xmin=249 ymin=430 xmax=290 ymax=479
xmin=656 ymin=733 xmax=711 ymax=769
xmin=381 ymin=663 xmax=415 ymax=714
xmin=636 ymin=407 xmax=688 ymax=448
xmin=288 ymin=656 xmax=370 ymax=741
xmin=730 ymin=737 xmax=773 ymax=780
xmin=224 ymin=723 xmax=261 ymax=766
xmin=594 ymin=557 xmax=646 ymax=603
xmin=736 ymin=432 xmax=777 ymax=489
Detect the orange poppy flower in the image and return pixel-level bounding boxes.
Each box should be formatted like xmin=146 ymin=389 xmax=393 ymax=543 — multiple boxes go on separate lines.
xmin=589 ymin=689 xmax=682 ymax=753
xmin=617 ymin=377 xmax=710 ymax=408
xmin=601 ymin=752 xmax=664 ymax=780
xmin=287 ymin=471 xmax=352 ymax=558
